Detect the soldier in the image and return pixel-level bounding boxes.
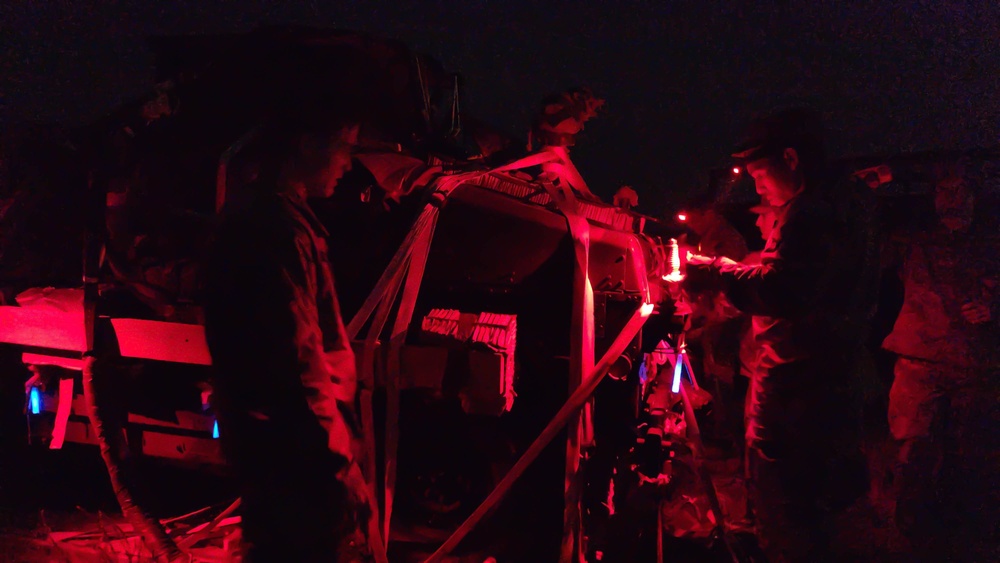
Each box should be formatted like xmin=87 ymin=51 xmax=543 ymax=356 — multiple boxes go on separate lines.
xmin=679 ymin=193 xmax=750 ymax=447
xmin=881 ymin=162 xmax=999 ymax=559
xmin=680 ymin=193 xmax=749 ymax=263
xmin=203 ymin=110 xmax=371 ymax=562
xmin=730 ymin=203 xmax=777 ymax=529
xmin=681 ymin=108 xmax=876 ymax=562
xmin=613 ymin=185 xmax=639 ymax=210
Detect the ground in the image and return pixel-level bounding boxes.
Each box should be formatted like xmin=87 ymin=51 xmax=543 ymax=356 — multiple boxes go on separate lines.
xmin=1 ymin=400 xmax=997 ymax=562
xmin=0 ymin=444 xmax=238 ymax=562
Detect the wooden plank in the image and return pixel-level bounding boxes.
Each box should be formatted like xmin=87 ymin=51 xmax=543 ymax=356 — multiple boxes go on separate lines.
xmin=0 ymin=305 xmax=86 ymax=351
xmin=110 ymin=318 xmax=212 ymax=365
xmin=140 ymin=431 xmax=222 ymax=464
xmin=1 ymin=307 xmax=212 ymax=366
xmin=21 ymin=353 xmax=84 ymax=371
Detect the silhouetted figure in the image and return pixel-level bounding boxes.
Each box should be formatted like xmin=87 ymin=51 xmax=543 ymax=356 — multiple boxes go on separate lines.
xmin=881 ymin=162 xmax=999 ymax=560
xmin=682 ymin=108 xmax=877 ymax=562
xmin=204 ymin=112 xmax=371 ymax=562
xmin=682 ymin=194 xmax=749 ymax=263
xmin=680 ymin=195 xmax=752 ymax=449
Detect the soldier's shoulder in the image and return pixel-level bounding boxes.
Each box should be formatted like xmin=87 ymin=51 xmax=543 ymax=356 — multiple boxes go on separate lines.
xmin=786 ymin=191 xmax=836 ymax=224
xmin=218 ymin=188 xmax=300 ymax=240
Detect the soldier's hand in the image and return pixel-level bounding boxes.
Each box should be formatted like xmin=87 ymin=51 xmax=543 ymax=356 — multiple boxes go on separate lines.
xmin=961 ymin=301 xmax=991 ymax=324
xmin=344 ymin=462 xmax=372 ymax=509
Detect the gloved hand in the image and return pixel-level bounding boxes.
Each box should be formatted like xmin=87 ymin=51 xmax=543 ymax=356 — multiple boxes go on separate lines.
xmin=337 ymin=461 xmax=376 ymax=561
xmin=342 ymin=461 xmax=372 ymax=521
xmin=686 ymin=251 xmax=741 ymax=272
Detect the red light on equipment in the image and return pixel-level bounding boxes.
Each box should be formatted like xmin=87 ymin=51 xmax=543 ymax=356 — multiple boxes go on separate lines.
xmin=677 ymin=213 xmax=687 ymax=222
xmin=732 ymin=167 xmax=741 ymax=175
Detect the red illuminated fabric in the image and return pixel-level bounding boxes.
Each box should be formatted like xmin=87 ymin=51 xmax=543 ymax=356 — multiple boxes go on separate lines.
xmin=736 ymin=252 xmax=762 ymax=378
xmin=882 ymin=232 xmax=999 ymax=368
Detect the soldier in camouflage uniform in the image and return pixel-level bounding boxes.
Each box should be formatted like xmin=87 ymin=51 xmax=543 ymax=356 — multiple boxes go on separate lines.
xmin=684 ymin=108 xmax=877 ymax=562
xmin=882 ymin=160 xmax=999 ymax=559
xmin=204 ymin=112 xmax=372 ymax=562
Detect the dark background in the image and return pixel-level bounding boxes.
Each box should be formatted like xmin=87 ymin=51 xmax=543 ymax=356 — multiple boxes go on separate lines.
xmin=1 ymin=4 xmax=998 ymax=560
xmin=2 ymin=0 xmax=999 ymax=211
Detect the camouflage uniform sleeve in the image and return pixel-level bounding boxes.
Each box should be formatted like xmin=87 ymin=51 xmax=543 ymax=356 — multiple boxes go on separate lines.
xmin=709 ymin=201 xmax=835 ymax=318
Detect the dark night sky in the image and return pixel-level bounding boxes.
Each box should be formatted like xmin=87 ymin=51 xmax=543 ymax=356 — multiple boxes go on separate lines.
xmin=2 ymin=1 xmax=998 ymax=210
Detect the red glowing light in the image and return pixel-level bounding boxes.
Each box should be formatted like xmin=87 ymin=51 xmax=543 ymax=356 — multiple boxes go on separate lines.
xmin=677 ymin=213 xmax=687 ymax=222
xmin=662 ymin=238 xmax=684 ymax=282
xmin=732 ymin=167 xmax=741 ymax=175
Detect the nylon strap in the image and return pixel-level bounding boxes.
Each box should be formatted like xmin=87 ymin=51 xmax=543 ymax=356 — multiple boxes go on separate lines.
xmin=48 ymin=376 xmax=76 ymax=450
xmin=346 ymin=148 xmax=596 ymax=553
